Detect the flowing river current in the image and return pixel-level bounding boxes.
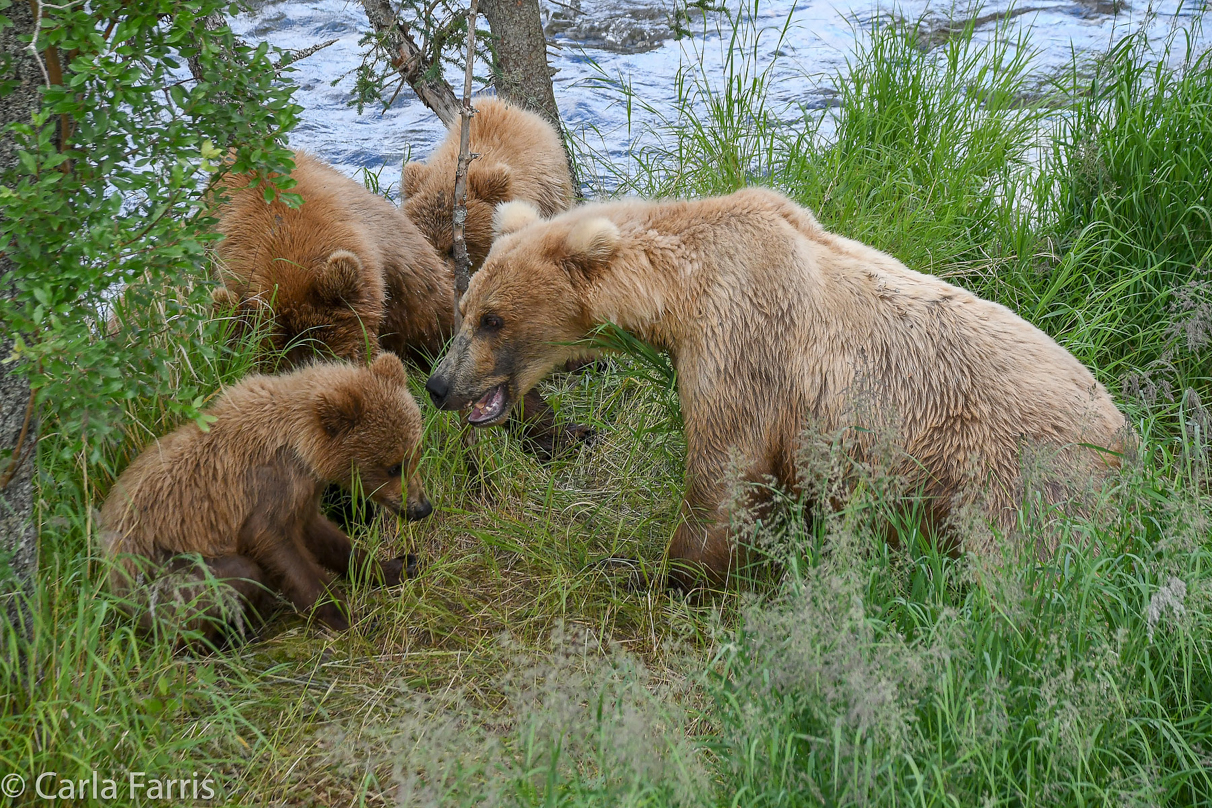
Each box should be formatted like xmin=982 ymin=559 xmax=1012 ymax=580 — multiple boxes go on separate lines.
xmin=228 ymin=0 xmax=1206 ymax=193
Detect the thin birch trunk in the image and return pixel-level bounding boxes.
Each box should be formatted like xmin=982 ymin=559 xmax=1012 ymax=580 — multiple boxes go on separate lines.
xmin=451 ymin=0 xmax=481 ymax=331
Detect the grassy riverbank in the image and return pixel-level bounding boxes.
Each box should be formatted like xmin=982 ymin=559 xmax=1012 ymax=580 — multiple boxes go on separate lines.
xmin=2 ymin=8 xmax=1209 ymax=807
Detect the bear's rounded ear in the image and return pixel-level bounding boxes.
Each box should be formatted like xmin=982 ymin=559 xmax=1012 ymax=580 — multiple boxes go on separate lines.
xmin=561 ymin=217 xmax=620 ymax=284
xmin=493 ymin=200 xmax=542 ymax=237
xmin=370 ymin=351 xmax=408 ymax=386
xmin=468 ymin=163 xmax=512 ymax=207
xmin=402 ymin=161 xmax=429 ymax=198
xmin=317 ymin=387 xmax=364 ymax=438
xmin=317 ymin=251 xmax=365 ymax=304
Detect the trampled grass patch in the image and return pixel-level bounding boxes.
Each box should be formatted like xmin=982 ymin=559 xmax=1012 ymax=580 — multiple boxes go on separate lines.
xmin=3 ymin=5 xmax=1209 ymax=806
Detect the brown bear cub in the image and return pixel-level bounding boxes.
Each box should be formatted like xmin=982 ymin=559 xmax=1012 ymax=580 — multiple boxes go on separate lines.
xmin=402 ymin=97 xmax=575 ymax=272
xmin=427 ymin=189 xmax=1128 ymax=587
xmin=210 ymin=151 xmax=452 ymax=367
xmin=101 ymin=353 xmax=431 ymax=644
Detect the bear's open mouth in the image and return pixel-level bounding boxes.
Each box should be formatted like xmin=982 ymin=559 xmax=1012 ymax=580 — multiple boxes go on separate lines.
xmin=467 ymin=383 xmax=509 ymax=426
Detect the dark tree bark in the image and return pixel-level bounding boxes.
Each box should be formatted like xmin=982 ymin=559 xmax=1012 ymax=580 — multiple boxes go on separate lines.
xmin=480 ymin=0 xmax=577 ymax=193
xmin=479 ymin=0 xmax=560 ymax=129
xmin=361 ymin=0 xmax=461 ymax=126
xmin=186 ymin=10 xmax=236 ymax=82
xmin=0 ymin=0 xmax=46 ymax=637
xmin=358 ymin=0 xmax=574 ymax=188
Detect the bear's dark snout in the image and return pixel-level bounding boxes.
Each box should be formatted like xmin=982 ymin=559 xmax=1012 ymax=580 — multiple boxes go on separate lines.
xmin=406 ymin=497 xmax=433 ymax=522
xmin=425 ymin=374 xmax=450 ymax=408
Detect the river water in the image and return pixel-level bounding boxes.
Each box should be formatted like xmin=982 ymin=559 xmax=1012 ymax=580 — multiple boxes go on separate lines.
xmin=228 ymin=0 xmax=1206 ymax=193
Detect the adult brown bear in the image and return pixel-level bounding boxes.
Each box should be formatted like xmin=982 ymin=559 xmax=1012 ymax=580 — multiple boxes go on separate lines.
xmin=426 ymin=189 xmax=1128 ymax=586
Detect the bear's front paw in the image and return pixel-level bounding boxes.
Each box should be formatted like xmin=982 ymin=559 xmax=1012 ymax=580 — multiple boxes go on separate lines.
xmin=522 ymin=421 xmax=597 ymax=462
xmin=380 ymin=554 xmax=421 ymax=586
xmin=401 ymin=553 xmax=421 ymax=579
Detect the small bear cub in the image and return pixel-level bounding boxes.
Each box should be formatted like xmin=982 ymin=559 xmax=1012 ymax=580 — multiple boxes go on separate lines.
xmin=101 ymin=353 xmax=430 ymax=644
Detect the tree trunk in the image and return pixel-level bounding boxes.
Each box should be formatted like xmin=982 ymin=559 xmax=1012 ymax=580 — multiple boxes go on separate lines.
xmin=480 ymin=0 xmax=559 ymax=126
xmin=479 ymin=0 xmax=577 ymax=192
xmin=0 ymin=0 xmax=45 ymax=637
xmin=186 ymin=10 xmax=237 ymax=82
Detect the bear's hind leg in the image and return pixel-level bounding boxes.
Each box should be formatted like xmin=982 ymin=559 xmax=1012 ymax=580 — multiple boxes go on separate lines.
xmin=147 ymin=555 xmax=270 ymax=648
xmin=198 ymin=555 xmax=272 ymax=646
xmin=207 ymin=555 xmax=273 ymax=627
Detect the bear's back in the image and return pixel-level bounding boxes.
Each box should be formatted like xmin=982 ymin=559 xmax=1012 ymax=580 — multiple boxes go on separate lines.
xmin=818 ymin=232 xmax=1124 ymax=448
xmin=686 ymin=190 xmax=1125 ymax=450
xmin=754 ymin=200 xmax=1130 ymax=517
xmin=100 ymin=373 xmax=313 ymax=568
xmin=101 ymin=421 xmax=245 ymax=566
xmin=428 ymin=98 xmax=574 ymax=216
xmin=610 ymin=190 xmax=1128 ymax=521
xmin=213 ymin=153 xmax=396 ymax=290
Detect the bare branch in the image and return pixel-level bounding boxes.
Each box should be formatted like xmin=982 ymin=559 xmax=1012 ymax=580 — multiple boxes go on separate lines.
xmin=451 ymin=0 xmax=480 ymax=331
xmin=186 ymin=9 xmax=335 ymax=83
xmin=277 ymin=38 xmax=339 ymax=69
xmin=24 ymin=1 xmax=51 ymax=88
xmin=361 ymin=0 xmax=461 ymax=127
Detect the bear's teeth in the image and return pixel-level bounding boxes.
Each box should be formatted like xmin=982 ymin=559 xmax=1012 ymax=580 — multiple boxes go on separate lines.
xmin=468 ymin=384 xmax=506 ymax=424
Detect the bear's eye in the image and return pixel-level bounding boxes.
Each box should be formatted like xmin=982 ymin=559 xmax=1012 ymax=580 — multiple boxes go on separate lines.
xmin=480 ymin=313 xmax=503 ymax=332
xmin=387 ymin=463 xmax=403 ymax=478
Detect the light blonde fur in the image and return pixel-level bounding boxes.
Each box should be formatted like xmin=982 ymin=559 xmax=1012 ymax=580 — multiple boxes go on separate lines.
xmin=435 ymin=187 xmax=1129 ymax=585
xmin=494 ymin=200 xmax=543 ymax=237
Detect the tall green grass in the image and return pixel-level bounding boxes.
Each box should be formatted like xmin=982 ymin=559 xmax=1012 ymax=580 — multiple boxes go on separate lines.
xmin=2 ymin=4 xmax=1209 ymax=806
xmin=1029 ymin=21 xmax=1212 ymax=406
xmin=573 ymin=0 xmax=794 ymax=197
xmin=707 ymin=441 xmax=1212 ymax=805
